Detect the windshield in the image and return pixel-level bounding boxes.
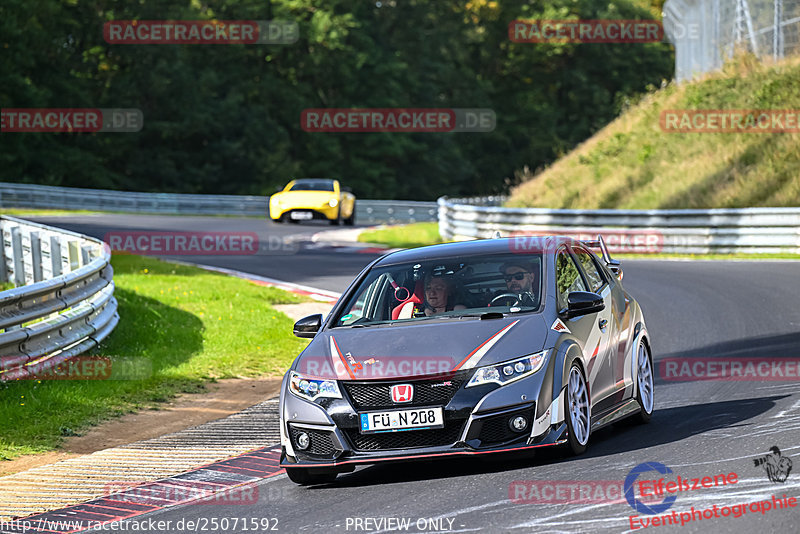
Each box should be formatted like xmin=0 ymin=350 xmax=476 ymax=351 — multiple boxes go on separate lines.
xmin=288 ymin=180 xmax=334 ymax=192
xmin=333 ymin=253 xmax=543 ymax=327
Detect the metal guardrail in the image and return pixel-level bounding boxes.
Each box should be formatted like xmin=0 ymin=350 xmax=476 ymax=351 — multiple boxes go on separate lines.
xmin=438 ymin=197 xmax=800 ymax=254
xmin=0 ymin=216 xmax=118 ymax=381
xmin=356 ymin=200 xmax=438 ymax=225
xmin=0 ymin=182 xmax=438 ymax=224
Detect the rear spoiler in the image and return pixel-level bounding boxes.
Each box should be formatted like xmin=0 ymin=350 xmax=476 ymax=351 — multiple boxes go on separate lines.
xmin=582 ymin=236 xmax=623 ymax=280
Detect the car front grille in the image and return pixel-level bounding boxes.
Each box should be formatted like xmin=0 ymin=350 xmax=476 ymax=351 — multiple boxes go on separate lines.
xmin=343 ymin=379 xmax=463 ymax=410
xmin=343 ymin=421 xmax=465 ymax=451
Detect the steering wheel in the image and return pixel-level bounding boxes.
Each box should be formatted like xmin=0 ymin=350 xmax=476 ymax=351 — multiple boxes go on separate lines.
xmin=489 ymin=293 xmax=521 ymax=307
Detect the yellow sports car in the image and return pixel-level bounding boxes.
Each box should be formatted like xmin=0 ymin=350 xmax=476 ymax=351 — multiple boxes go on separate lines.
xmin=268 ymin=179 xmax=356 ymax=225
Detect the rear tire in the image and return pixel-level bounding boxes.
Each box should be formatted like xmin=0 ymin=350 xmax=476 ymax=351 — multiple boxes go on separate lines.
xmin=632 ymin=340 xmax=654 ymax=424
xmin=564 ymin=363 xmax=590 ymax=455
xmin=344 ymin=202 xmax=356 ymax=226
xmin=285 ymin=468 xmax=338 ymax=486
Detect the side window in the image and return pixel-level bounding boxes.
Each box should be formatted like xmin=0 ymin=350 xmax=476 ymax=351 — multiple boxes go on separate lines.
xmin=556 ymin=248 xmax=587 ymax=310
xmin=573 ymin=247 xmax=605 ymax=293
xmin=339 ymin=273 xmax=389 ymax=324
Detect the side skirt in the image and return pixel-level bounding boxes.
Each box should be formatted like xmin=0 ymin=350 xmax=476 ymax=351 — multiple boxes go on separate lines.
xmin=590 ymin=398 xmax=640 ymax=432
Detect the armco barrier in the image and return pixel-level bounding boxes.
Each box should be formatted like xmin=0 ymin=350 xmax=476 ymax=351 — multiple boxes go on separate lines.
xmin=0 ymin=216 xmax=118 ymax=381
xmin=0 ymin=182 xmax=438 ymax=224
xmin=438 ymin=197 xmax=800 ymax=254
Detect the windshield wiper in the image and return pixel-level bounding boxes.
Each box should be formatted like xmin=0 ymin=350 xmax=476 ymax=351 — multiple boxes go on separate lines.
xmin=434 ymin=312 xmax=506 ymax=320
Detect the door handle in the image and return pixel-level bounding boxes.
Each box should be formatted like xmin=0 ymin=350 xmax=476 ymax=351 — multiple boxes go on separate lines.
xmin=598 ymin=318 xmax=608 ymax=330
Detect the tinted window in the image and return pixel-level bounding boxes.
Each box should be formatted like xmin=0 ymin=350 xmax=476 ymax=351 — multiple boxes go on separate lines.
xmin=289 ymin=180 xmax=334 ymax=191
xmin=573 ymin=247 xmax=605 ymax=293
xmin=556 ymin=248 xmax=587 ymax=310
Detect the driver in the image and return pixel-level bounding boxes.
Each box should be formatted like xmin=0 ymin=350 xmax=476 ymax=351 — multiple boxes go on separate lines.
xmin=494 ymin=260 xmax=538 ymax=307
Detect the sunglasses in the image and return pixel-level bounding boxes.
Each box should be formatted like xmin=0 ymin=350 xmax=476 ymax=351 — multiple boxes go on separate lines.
xmin=503 ymin=272 xmax=529 ymax=282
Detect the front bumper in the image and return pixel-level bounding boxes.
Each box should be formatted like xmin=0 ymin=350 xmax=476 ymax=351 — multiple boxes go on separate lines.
xmin=280 ymin=424 xmax=567 ymax=469
xmin=279 ymin=370 xmax=568 ymax=470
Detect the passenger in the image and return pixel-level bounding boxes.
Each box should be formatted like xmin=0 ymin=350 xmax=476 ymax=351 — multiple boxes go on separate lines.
xmin=423 ymin=274 xmax=466 ymax=316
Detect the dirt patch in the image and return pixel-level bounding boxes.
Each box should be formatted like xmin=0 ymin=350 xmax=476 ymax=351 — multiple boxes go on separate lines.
xmin=0 ymin=377 xmax=282 ymax=476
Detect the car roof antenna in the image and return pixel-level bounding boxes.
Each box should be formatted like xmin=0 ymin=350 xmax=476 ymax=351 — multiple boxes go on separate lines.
xmin=493 ymin=231 xmax=502 ymax=239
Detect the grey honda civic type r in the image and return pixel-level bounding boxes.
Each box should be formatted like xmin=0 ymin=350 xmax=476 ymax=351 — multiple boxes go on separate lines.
xmin=279 ymin=236 xmax=654 ymax=485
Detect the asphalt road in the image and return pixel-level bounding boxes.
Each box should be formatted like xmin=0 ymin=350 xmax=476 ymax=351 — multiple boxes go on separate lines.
xmin=28 ymin=215 xmax=800 ymax=533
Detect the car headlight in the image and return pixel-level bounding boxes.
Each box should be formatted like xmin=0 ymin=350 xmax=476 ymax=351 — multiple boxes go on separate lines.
xmin=466 ymin=350 xmax=549 ymax=388
xmin=328 ymin=199 xmax=338 ymax=207
xmin=289 ymin=371 xmax=342 ymax=401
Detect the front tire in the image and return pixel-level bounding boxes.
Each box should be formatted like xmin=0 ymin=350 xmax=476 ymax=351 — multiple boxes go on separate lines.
xmin=565 ymin=363 xmax=591 ymax=455
xmin=632 ymin=340 xmax=654 ymax=424
xmin=329 ymin=208 xmax=341 ymax=226
xmin=285 ymin=468 xmax=338 ymax=486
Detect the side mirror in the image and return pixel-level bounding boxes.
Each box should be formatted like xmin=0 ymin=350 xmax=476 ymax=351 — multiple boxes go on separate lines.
xmin=341 ymin=186 xmax=352 ymax=193
xmin=293 ymin=314 xmax=322 ymax=338
xmin=561 ymin=291 xmax=605 ymax=319
xmin=274 ymin=186 xmax=284 ymax=193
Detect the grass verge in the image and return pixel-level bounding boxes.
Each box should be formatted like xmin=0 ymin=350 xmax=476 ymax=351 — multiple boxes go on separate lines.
xmin=1 ymin=208 xmax=104 ymax=217
xmin=358 ymin=222 xmax=442 ymax=249
xmin=0 ymin=254 xmax=310 ymax=461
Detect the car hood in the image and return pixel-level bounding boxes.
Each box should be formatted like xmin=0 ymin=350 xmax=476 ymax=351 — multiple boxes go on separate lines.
xmin=293 ymin=315 xmax=548 ymax=380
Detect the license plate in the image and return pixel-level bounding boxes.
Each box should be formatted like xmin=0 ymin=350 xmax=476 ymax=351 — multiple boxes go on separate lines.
xmin=360 ymin=407 xmax=444 ymax=434
xmin=290 ymin=211 xmax=313 ymax=220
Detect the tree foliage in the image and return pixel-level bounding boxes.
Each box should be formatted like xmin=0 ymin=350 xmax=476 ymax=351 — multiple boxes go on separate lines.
xmin=0 ymin=0 xmax=673 ymax=199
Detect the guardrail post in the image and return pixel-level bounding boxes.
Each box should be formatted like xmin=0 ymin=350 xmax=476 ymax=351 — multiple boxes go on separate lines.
xmin=10 ymin=226 xmax=24 ymax=286
xmin=42 ymin=235 xmax=62 ymax=278
xmin=81 ymin=244 xmax=93 ymax=266
xmin=67 ymin=240 xmax=80 ymax=272
xmin=22 ymin=231 xmax=44 ymax=284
